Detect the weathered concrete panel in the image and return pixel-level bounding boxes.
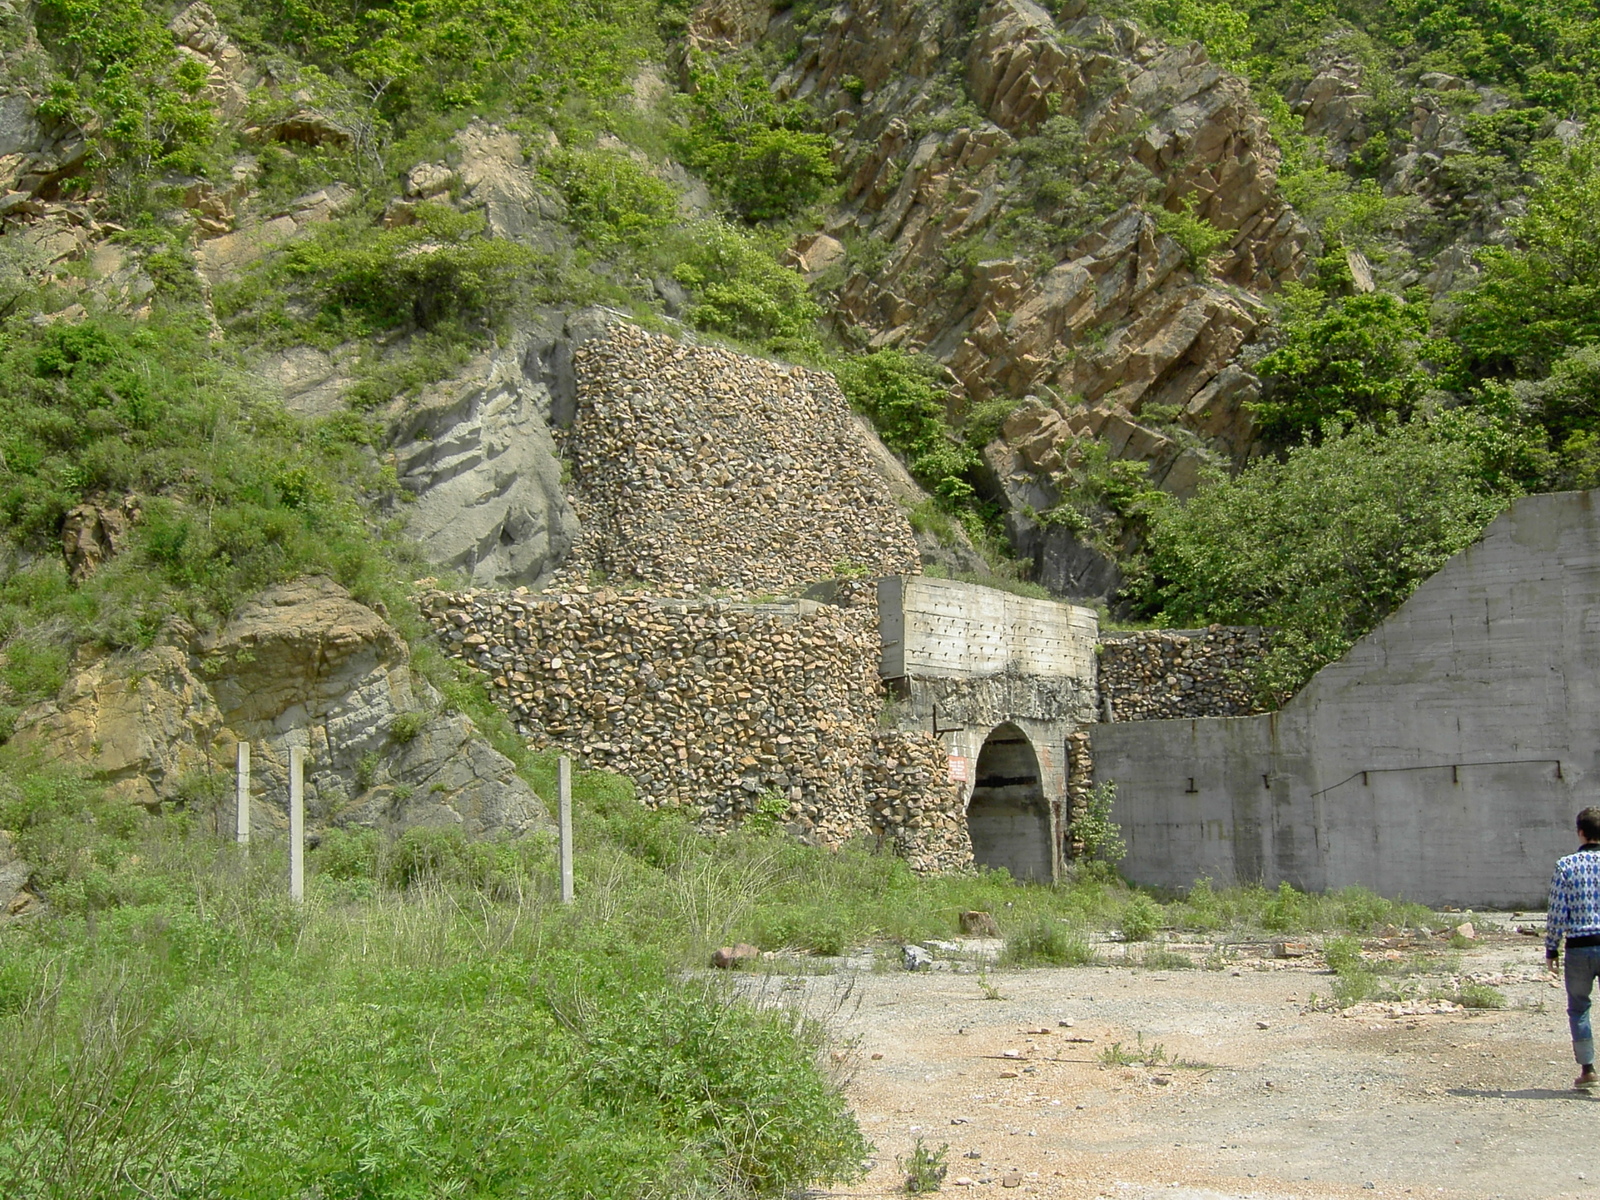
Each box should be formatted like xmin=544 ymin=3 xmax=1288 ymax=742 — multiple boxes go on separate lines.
xmin=879 ymin=575 xmax=1099 ymax=881
xmin=879 ymin=576 xmax=1097 ymax=681
xmin=1093 ymin=491 xmax=1600 ymax=907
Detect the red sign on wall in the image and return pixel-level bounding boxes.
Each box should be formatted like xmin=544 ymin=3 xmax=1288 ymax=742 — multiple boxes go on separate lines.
xmin=948 ymin=756 xmax=968 ymax=783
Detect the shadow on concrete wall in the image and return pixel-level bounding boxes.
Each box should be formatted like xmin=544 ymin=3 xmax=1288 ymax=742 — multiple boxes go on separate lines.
xmin=968 ymin=723 xmax=1052 ymax=882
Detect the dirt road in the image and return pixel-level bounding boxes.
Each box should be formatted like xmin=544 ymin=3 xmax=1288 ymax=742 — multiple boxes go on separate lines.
xmin=781 ymin=928 xmax=1597 ymax=1200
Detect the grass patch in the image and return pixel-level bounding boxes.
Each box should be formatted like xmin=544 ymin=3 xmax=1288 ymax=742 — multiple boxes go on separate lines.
xmin=1001 ymin=918 xmax=1094 ymax=967
xmin=0 ymin=750 xmax=870 ymax=1198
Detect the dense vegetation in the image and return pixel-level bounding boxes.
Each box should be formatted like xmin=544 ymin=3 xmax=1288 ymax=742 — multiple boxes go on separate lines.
xmin=1103 ymin=0 xmax=1600 ymax=687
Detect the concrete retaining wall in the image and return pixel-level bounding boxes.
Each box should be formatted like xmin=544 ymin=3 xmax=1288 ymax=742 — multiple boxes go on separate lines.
xmin=1092 ymin=491 xmax=1600 ymax=907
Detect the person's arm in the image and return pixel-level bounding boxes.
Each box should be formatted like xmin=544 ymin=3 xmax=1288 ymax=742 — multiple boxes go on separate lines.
xmin=1548 ymin=863 xmax=1571 ymax=964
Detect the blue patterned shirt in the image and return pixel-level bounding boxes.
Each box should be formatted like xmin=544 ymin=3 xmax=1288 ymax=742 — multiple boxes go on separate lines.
xmin=1546 ymin=844 xmax=1600 ymax=957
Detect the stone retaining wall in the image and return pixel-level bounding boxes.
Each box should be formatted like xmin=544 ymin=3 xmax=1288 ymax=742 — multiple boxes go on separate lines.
xmin=423 ymin=586 xmax=971 ymax=871
xmin=553 ymin=322 xmax=920 ymax=595
xmin=1097 ymin=627 xmax=1271 ymax=720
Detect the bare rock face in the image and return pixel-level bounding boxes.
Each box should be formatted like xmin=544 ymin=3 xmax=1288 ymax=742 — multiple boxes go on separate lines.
xmin=11 ymin=578 xmax=549 ymax=839
xmin=775 ymin=0 xmax=1309 ymax=488
xmin=11 ymin=645 xmax=225 ymax=809
xmin=60 ymin=496 xmax=139 ymax=583
xmin=0 ymin=829 xmax=37 ymax=922
xmin=168 ymin=3 xmax=251 ymax=121
xmin=454 ymin=121 xmax=568 ymax=248
xmin=387 ymin=314 xmax=585 ymax=591
xmin=1286 ymin=51 xmax=1369 ymax=166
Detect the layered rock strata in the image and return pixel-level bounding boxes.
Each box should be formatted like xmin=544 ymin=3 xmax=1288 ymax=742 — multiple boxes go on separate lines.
xmin=556 ymin=322 xmax=921 ymax=594
xmin=422 ymin=586 xmax=972 ymax=871
xmin=761 ymin=0 xmax=1310 ymax=483
xmin=1097 ymin=627 xmax=1272 ymax=720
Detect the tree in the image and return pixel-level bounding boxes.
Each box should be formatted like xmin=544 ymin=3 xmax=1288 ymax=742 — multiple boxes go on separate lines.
xmin=1456 ymin=131 xmax=1600 ymax=378
xmin=1255 ymin=286 xmax=1460 ymax=442
xmin=1133 ymin=421 xmax=1510 ymax=697
xmin=833 ymin=350 xmax=976 ymax=505
xmin=679 ymin=64 xmax=836 ymax=221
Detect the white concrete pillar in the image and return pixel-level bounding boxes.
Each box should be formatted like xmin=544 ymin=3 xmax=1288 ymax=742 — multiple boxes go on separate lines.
xmin=235 ymin=742 xmax=250 ymax=846
xmin=289 ymin=746 xmax=305 ymax=902
xmin=558 ymin=755 xmax=573 ymax=905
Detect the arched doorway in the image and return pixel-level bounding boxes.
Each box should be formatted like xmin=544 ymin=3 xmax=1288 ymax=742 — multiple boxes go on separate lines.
xmin=967 ymin=723 xmax=1052 ymax=882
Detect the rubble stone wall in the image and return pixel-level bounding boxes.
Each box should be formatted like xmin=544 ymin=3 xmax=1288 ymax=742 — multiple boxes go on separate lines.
xmin=554 ymin=322 xmax=921 ymax=595
xmin=423 ymin=585 xmax=972 ymax=871
xmin=1097 ymin=627 xmax=1272 ymax=720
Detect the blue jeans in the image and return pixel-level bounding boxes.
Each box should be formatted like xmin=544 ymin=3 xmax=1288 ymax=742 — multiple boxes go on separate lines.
xmin=1566 ymin=945 xmax=1600 ymax=1065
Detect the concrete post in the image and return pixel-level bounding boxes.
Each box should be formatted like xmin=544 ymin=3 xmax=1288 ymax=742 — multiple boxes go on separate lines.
xmin=289 ymin=746 xmax=305 ymax=902
xmin=558 ymin=755 xmax=573 ymax=905
xmin=235 ymin=742 xmax=250 ymax=846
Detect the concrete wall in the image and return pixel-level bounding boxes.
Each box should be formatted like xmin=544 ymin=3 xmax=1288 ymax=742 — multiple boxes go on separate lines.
xmin=879 ymin=576 xmax=1097 ymax=681
xmin=1092 ymin=491 xmax=1600 ymax=908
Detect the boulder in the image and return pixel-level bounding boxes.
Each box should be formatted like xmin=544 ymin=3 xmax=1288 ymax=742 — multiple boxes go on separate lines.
xmin=711 ymin=943 xmax=762 ymax=968
xmin=60 ymin=496 xmax=139 ymax=583
xmin=12 ymin=577 xmax=550 ymax=838
xmin=960 ymin=909 xmax=1001 ymax=936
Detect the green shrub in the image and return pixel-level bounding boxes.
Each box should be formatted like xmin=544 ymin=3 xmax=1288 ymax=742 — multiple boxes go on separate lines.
xmin=315 ymin=826 xmax=382 ymax=881
xmin=1457 ymin=982 xmax=1507 ymax=1009
xmin=834 ymin=349 xmax=975 ymax=505
xmin=673 ymin=220 xmax=824 ymax=355
xmin=1154 ymin=194 xmax=1232 ymax=274
xmin=1254 ymin=284 xmax=1462 ymax=442
xmin=237 ymin=0 xmax=657 ymax=123
xmin=898 ymin=1138 xmax=949 ymax=1194
xmin=680 ymin=63 xmax=837 ymax=220
xmin=34 ymin=0 xmax=219 ymax=203
xmin=1072 ymin=781 xmax=1126 ymax=869
xmin=1260 ymin=881 xmax=1308 ymax=932
xmin=389 ymin=711 xmax=427 ymax=744
xmin=1133 ymin=420 xmax=1510 ymax=697
xmin=221 ymin=204 xmax=544 ymax=343
xmin=546 ymin=146 xmax=679 ymax=250
xmin=1323 ymin=933 xmax=1363 ymax=975
xmin=758 ymin=904 xmax=852 ymax=956
xmin=1119 ymin=893 xmax=1162 ymax=942
xmin=1002 ymin=918 xmax=1094 ymax=966
xmin=1331 ymin=967 xmax=1378 ymax=1007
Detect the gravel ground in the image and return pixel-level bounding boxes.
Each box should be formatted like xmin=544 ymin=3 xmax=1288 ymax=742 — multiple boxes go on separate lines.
xmin=757 ymin=920 xmax=1599 ymax=1200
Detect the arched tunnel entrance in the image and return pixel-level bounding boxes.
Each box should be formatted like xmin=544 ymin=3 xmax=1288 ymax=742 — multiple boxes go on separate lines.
xmin=967 ymin=722 xmax=1052 ymax=882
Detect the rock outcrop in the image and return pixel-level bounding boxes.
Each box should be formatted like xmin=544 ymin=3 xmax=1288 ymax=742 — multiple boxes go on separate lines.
xmin=763 ymin=0 xmax=1310 ymax=487
xmin=11 ymin=578 xmax=549 ymax=838
xmin=386 ymin=314 xmax=587 ymax=590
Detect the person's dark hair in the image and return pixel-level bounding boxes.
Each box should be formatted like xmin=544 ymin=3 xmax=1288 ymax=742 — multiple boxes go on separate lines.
xmin=1580 ymin=807 xmax=1600 ymax=841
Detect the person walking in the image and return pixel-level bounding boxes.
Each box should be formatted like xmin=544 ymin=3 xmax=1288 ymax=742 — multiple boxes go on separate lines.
xmin=1546 ymin=806 xmax=1600 ymax=1089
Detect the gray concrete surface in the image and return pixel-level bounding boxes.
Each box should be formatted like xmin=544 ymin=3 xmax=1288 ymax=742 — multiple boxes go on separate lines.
xmin=1094 ymin=491 xmax=1600 ymax=907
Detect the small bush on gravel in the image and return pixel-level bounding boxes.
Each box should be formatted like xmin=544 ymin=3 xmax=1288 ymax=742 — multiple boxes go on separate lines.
xmin=1324 ymin=934 xmax=1364 ymax=975
xmin=1120 ymin=893 xmax=1163 ymax=942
